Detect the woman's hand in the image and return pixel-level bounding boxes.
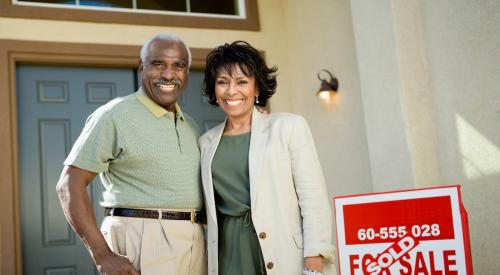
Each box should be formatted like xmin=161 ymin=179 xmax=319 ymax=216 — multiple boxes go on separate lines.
xmin=304 ymin=256 xmax=323 ymax=272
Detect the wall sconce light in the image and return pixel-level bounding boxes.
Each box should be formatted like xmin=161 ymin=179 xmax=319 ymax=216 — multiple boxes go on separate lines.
xmin=316 ymin=69 xmax=339 ymax=100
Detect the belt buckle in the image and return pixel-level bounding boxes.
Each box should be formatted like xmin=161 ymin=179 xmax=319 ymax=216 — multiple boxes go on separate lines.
xmin=157 ymin=209 xmax=163 ymax=220
xmin=190 ymin=210 xmax=196 ymax=223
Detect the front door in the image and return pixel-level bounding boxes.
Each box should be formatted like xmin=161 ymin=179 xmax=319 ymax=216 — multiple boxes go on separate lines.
xmin=176 ymin=69 xmax=226 ymax=131
xmin=17 ymin=65 xmax=136 ymax=275
xmin=16 ymin=64 xmax=225 ymax=275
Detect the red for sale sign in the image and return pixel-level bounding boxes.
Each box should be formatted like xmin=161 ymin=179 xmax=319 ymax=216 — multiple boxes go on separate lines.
xmin=334 ymin=185 xmax=473 ymax=275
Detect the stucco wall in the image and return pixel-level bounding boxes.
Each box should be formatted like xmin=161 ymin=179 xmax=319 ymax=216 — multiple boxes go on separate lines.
xmin=280 ymin=0 xmax=372 ymax=199
xmin=351 ymin=0 xmax=500 ymax=273
xmin=351 ymin=0 xmax=418 ymax=191
xmin=420 ymin=1 xmax=500 ymax=273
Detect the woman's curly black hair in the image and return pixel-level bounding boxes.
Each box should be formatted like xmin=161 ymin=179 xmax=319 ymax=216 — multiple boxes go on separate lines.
xmin=202 ymin=41 xmax=278 ymax=107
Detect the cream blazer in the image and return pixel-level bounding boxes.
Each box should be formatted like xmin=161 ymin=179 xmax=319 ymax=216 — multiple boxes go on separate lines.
xmin=199 ymin=109 xmax=335 ymax=275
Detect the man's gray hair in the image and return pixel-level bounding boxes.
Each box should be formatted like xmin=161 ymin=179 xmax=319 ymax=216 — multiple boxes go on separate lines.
xmin=140 ymin=33 xmax=192 ymax=67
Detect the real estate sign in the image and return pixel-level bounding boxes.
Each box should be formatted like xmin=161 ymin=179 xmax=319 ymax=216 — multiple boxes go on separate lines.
xmin=334 ymin=185 xmax=472 ymax=275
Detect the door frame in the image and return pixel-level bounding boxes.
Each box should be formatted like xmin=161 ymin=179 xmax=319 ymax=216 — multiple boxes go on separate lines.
xmin=0 ymin=39 xmax=209 ymax=275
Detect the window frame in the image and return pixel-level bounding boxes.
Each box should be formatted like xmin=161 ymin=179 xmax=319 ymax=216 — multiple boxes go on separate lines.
xmin=0 ymin=0 xmax=259 ymax=30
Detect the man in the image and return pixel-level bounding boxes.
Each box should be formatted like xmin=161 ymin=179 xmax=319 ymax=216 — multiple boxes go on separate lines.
xmin=56 ymin=33 xmax=206 ymax=275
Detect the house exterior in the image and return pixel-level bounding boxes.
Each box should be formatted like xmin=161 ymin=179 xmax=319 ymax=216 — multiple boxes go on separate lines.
xmin=1 ymin=0 xmax=499 ymax=274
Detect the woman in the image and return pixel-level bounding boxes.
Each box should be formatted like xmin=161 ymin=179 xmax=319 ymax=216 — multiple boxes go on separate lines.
xmin=199 ymin=41 xmax=334 ymax=275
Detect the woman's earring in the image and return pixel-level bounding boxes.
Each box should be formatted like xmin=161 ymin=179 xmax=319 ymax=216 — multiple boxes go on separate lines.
xmin=255 ymin=96 xmax=260 ymax=104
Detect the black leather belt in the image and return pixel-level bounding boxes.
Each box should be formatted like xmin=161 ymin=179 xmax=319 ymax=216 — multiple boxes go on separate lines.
xmin=104 ymin=207 xmax=205 ymax=224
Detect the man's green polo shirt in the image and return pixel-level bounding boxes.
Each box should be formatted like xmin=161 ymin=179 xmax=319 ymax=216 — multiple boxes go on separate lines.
xmin=64 ymin=88 xmax=202 ymax=209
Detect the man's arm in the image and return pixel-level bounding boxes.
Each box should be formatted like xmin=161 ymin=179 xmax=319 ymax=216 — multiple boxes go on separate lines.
xmin=56 ymin=165 xmax=139 ymax=275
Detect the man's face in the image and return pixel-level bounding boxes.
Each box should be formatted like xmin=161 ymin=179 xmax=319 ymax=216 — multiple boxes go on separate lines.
xmin=139 ymin=40 xmax=189 ymax=112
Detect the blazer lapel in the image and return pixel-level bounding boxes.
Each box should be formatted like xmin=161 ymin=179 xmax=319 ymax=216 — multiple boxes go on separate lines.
xmin=249 ymin=108 xmax=270 ymax=208
xmin=203 ymin=121 xmax=226 ymax=222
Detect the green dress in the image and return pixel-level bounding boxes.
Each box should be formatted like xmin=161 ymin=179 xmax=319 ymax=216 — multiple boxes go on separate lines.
xmin=211 ymin=132 xmax=266 ymax=275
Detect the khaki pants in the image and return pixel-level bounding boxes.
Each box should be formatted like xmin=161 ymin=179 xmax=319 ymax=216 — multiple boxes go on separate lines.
xmin=101 ymin=215 xmax=207 ymax=275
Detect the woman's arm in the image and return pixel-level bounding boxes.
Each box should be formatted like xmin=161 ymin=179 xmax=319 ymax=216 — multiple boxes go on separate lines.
xmin=288 ymin=115 xmax=335 ymax=271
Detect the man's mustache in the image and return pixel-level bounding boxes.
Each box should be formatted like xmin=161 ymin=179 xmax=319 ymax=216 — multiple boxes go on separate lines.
xmin=153 ymin=79 xmax=182 ymax=86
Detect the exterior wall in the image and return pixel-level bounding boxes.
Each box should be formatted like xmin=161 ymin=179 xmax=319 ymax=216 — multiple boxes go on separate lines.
xmin=351 ymin=0 xmax=500 ymax=273
xmin=350 ymin=0 xmax=418 ymax=192
xmin=280 ymin=0 xmax=373 ymax=197
xmin=279 ymin=1 xmax=374 ymax=271
xmin=420 ymin=1 xmax=500 ymax=273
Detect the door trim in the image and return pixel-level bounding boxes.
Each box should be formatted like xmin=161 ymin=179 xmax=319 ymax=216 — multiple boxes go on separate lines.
xmin=0 ymin=39 xmax=210 ymax=275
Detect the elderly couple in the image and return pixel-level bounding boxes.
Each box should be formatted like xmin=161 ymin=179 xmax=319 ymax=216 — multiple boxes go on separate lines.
xmin=56 ymin=33 xmax=334 ymax=275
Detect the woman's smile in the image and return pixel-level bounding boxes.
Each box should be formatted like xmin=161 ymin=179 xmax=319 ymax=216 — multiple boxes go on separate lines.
xmin=223 ymin=98 xmax=245 ymax=106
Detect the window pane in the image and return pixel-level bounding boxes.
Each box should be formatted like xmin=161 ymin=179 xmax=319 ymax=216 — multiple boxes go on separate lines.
xmin=137 ymin=0 xmax=187 ymax=12
xmin=80 ymin=0 xmax=132 ymax=8
xmin=19 ymin=0 xmax=76 ymax=4
xmin=190 ymin=0 xmax=237 ymax=15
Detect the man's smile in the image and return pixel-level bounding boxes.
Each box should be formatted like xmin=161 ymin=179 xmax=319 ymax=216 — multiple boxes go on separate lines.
xmin=153 ymin=79 xmax=181 ymax=91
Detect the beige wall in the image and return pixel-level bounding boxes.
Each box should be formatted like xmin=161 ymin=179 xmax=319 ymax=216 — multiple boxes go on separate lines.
xmin=351 ymin=0 xmax=419 ymax=191
xmin=280 ymin=0 xmax=372 ymax=199
xmin=351 ymin=0 xmax=500 ymax=273
xmin=420 ymin=1 xmax=500 ymax=273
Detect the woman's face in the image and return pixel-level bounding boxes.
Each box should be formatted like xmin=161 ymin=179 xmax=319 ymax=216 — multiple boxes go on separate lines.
xmin=215 ymin=65 xmax=258 ymax=120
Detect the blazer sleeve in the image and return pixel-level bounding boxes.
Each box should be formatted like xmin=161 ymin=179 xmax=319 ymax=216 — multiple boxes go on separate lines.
xmin=288 ymin=115 xmax=335 ymax=262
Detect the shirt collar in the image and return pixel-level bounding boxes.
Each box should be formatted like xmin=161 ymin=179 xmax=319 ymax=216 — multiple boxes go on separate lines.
xmin=136 ymin=88 xmax=185 ymax=121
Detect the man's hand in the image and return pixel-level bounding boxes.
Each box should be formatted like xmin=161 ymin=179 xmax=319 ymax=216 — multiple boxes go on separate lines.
xmin=57 ymin=166 xmax=139 ymax=274
xmin=304 ymin=256 xmax=323 ymax=273
xmin=95 ymin=250 xmax=140 ymax=275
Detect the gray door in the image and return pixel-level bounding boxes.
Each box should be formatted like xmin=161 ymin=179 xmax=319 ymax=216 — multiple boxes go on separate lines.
xmin=16 ymin=65 xmax=224 ymax=275
xmin=17 ymin=65 xmax=137 ymax=275
xmin=177 ymin=70 xmax=225 ymax=131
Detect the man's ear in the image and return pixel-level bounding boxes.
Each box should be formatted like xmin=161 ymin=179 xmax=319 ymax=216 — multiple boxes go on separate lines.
xmin=138 ymin=59 xmax=144 ymax=72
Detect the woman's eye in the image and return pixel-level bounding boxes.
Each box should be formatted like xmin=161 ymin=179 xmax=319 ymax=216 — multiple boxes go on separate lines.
xmin=216 ymin=80 xmax=227 ymax=85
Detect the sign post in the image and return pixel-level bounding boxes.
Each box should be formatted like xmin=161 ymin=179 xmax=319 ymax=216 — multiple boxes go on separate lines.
xmin=334 ymin=185 xmax=472 ymax=275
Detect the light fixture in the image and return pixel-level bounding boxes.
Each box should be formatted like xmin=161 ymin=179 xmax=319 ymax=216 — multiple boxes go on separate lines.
xmin=316 ymin=69 xmax=339 ymax=99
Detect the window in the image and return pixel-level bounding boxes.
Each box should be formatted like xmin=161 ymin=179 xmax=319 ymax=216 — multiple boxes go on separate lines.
xmin=0 ymin=0 xmax=259 ymax=30
xmin=17 ymin=0 xmax=239 ymax=16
